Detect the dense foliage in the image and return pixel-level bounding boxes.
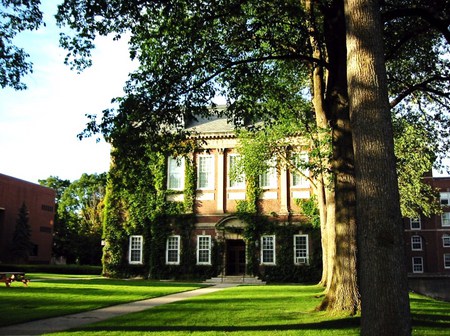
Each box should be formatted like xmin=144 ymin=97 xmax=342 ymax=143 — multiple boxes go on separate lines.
xmin=11 ymin=202 xmax=33 ymax=263
xmin=0 ymin=0 xmax=44 ymax=90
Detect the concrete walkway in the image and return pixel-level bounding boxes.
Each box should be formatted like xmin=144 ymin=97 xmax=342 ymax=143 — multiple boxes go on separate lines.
xmin=0 ymin=283 xmax=237 ymax=336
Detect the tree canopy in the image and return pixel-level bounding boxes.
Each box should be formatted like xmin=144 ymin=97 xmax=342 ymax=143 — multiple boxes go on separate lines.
xmin=0 ymin=0 xmax=44 ymax=90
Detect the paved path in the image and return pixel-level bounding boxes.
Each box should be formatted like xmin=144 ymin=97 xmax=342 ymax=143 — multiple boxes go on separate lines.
xmin=0 ymin=283 xmax=237 ymax=336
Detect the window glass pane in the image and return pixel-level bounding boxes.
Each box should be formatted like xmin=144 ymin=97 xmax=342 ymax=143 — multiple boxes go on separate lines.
xmin=261 ymin=236 xmax=275 ymax=264
xmin=411 ymin=236 xmax=422 ymax=250
xmin=129 ymin=235 xmax=143 ymax=264
xmin=229 ymin=155 xmax=245 ymax=188
xmin=442 ymin=212 xmax=450 ymax=227
xmin=410 ymin=217 xmax=421 ymax=230
xmin=441 ymin=192 xmax=450 ymax=205
xmin=445 ymin=254 xmax=450 ymax=269
xmin=412 ymin=257 xmax=423 ymax=273
xmin=443 ymin=235 xmax=450 ymax=247
xmin=197 ymin=236 xmax=211 ymax=264
xmin=291 ymin=153 xmax=309 ymax=187
xmin=168 ymin=157 xmax=184 ymax=190
xmin=294 ymin=235 xmax=309 ymax=264
xmin=198 ymin=156 xmax=213 ymax=189
xmin=167 ymin=236 xmax=180 ymax=264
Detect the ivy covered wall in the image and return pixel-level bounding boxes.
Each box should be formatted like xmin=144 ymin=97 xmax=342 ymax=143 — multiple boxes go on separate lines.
xmin=101 ymin=145 xmax=321 ymax=282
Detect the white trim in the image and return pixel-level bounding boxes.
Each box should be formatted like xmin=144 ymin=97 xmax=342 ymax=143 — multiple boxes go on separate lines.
xmin=444 ymin=254 xmax=450 ymax=269
xmin=442 ymin=234 xmax=450 ymax=248
xmin=411 ymin=235 xmax=423 ymax=251
xmin=440 ymin=192 xmax=450 ymax=206
xmin=294 ymin=234 xmax=309 ymax=265
xmin=129 ymin=235 xmax=143 ymax=265
xmin=291 ymin=153 xmax=310 ymax=188
xmin=166 ymin=235 xmax=181 ymax=265
xmin=412 ymin=257 xmax=424 ymax=273
xmin=196 ymin=235 xmax=212 ymax=265
xmin=259 ymin=158 xmax=277 ymax=189
xmin=228 ymin=154 xmax=245 ymax=189
xmin=197 ymin=155 xmax=214 ymax=190
xmin=410 ymin=217 xmax=421 ymax=230
xmin=442 ymin=212 xmax=450 ymax=227
xmin=167 ymin=156 xmax=185 ymax=190
xmin=261 ymin=235 xmax=276 ymax=265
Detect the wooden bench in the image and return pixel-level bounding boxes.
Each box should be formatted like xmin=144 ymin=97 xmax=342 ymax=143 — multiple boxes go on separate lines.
xmin=0 ymin=272 xmax=30 ymax=287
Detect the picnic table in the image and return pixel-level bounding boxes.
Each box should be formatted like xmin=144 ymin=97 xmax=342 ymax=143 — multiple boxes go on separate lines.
xmin=0 ymin=272 xmax=29 ymax=287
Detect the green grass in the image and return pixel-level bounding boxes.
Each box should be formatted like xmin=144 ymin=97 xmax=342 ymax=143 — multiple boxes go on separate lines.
xmin=48 ymin=285 xmax=450 ymax=336
xmin=0 ymin=276 xmax=204 ymax=327
xmin=3 ymin=277 xmax=449 ymax=335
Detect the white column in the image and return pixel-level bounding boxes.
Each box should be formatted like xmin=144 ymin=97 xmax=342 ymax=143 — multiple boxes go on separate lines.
xmin=216 ymin=148 xmax=225 ymax=213
xmin=280 ymin=166 xmax=289 ymax=214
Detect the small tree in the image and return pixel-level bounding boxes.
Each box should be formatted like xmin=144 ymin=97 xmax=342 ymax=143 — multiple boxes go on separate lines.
xmin=11 ymin=203 xmax=33 ymax=263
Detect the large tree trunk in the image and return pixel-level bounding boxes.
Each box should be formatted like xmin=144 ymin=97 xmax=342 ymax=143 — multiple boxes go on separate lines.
xmin=345 ymin=0 xmax=411 ymax=334
xmin=318 ymin=0 xmax=360 ymax=313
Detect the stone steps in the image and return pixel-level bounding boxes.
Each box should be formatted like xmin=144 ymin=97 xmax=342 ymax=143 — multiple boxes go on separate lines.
xmin=204 ymin=275 xmax=266 ymax=285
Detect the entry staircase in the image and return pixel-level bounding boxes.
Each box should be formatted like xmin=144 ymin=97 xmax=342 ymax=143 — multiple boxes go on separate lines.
xmin=204 ymin=275 xmax=266 ymax=285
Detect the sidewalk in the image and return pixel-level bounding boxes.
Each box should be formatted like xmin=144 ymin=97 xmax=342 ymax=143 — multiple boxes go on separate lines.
xmin=0 ymin=283 xmax=237 ymax=336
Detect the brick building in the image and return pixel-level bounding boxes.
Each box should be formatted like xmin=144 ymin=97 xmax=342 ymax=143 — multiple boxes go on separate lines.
xmin=0 ymin=173 xmax=55 ymax=264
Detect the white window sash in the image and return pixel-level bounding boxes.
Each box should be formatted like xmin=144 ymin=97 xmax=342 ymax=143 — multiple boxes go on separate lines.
xmin=440 ymin=192 xmax=450 ymax=206
xmin=129 ymin=235 xmax=143 ymax=265
xmin=166 ymin=235 xmax=180 ymax=265
xmin=442 ymin=235 xmax=450 ymax=248
xmin=294 ymin=234 xmax=309 ymax=265
xmin=411 ymin=236 xmax=422 ymax=251
xmin=167 ymin=157 xmax=185 ymax=190
xmin=291 ymin=153 xmax=310 ymax=188
xmin=259 ymin=160 xmax=277 ymax=189
xmin=197 ymin=155 xmax=214 ymax=190
xmin=197 ymin=235 xmax=212 ymax=265
xmin=442 ymin=212 xmax=450 ymax=227
xmin=412 ymin=257 xmax=423 ymax=273
xmin=410 ymin=217 xmax=421 ymax=230
xmin=261 ymin=235 xmax=276 ymax=265
xmin=228 ymin=154 xmax=245 ymax=189
xmin=444 ymin=254 xmax=450 ymax=269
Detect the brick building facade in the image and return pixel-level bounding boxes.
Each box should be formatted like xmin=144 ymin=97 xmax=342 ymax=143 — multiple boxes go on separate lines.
xmin=0 ymin=173 xmax=55 ymax=264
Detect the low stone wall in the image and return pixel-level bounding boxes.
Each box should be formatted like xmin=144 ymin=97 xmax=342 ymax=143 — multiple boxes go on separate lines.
xmin=408 ymin=274 xmax=450 ymax=301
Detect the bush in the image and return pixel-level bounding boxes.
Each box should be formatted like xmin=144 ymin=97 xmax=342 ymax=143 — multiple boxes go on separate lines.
xmin=0 ymin=264 xmax=102 ymax=275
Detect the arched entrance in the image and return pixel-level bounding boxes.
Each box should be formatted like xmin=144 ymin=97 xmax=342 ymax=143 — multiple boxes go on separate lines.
xmin=216 ymin=216 xmax=247 ymax=276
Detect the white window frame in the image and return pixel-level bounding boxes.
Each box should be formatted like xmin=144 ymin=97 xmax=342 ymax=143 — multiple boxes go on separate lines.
xmin=167 ymin=156 xmax=185 ymax=190
xmin=129 ymin=235 xmax=143 ymax=265
xmin=440 ymin=192 xmax=450 ymax=206
xmin=259 ymin=158 xmax=277 ymax=189
xmin=228 ymin=154 xmax=245 ymax=189
xmin=411 ymin=235 xmax=423 ymax=251
xmin=412 ymin=257 xmax=424 ymax=273
xmin=197 ymin=155 xmax=214 ymax=190
xmin=442 ymin=212 xmax=450 ymax=227
xmin=294 ymin=234 xmax=309 ymax=265
xmin=445 ymin=254 xmax=450 ymax=269
xmin=410 ymin=217 xmax=421 ymax=230
xmin=166 ymin=235 xmax=181 ymax=265
xmin=443 ymin=234 xmax=450 ymax=248
xmin=197 ymin=235 xmax=212 ymax=265
xmin=261 ymin=235 xmax=276 ymax=265
xmin=291 ymin=153 xmax=310 ymax=188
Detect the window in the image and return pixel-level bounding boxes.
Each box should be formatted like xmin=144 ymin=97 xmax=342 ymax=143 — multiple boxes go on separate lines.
xmin=197 ymin=155 xmax=214 ymax=189
xmin=412 ymin=257 xmax=423 ymax=273
xmin=291 ymin=153 xmax=310 ymax=188
xmin=294 ymin=235 xmax=309 ymax=265
xmin=443 ymin=235 xmax=450 ymax=248
xmin=261 ymin=235 xmax=276 ymax=265
xmin=167 ymin=156 xmax=185 ymax=190
xmin=166 ymin=235 xmax=180 ymax=265
xmin=259 ymin=159 xmax=277 ymax=189
xmin=440 ymin=192 xmax=450 ymax=206
xmin=411 ymin=236 xmax=423 ymax=251
xmin=445 ymin=254 xmax=450 ymax=269
xmin=228 ymin=154 xmax=245 ymax=188
xmin=442 ymin=212 xmax=450 ymax=227
xmin=129 ymin=235 xmax=143 ymax=264
xmin=410 ymin=217 xmax=421 ymax=230
xmin=197 ymin=235 xmax=212 ymax=265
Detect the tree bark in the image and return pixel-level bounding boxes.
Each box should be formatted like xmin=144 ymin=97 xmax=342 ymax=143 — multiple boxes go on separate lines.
xmin=344 ymin=0 xmax=411 ymax=334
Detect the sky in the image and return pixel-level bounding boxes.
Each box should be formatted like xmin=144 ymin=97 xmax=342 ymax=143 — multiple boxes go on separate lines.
xmin=0 ymin=1 xmax=136 ymax=184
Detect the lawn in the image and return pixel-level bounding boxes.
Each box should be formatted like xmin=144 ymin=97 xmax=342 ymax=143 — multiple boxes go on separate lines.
xmin=46 ymin=285 xmax=450 ymax=336
xmin=3 ymin=276 xmax=449 ymax=335
xmin=0 ymin=275 xmax=205 ymax=327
